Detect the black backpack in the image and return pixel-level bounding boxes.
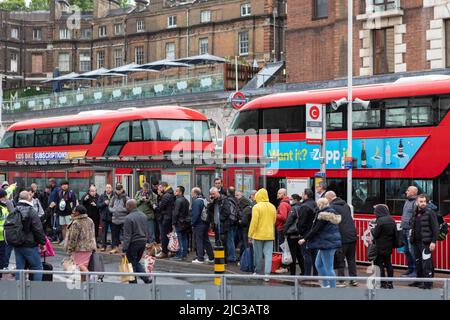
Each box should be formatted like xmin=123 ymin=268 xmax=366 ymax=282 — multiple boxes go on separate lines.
xmin=393 ymin=224 xmax=404 ymax=248
xmin=4 ymin=208 xmax=28 ymax=246
xmin=229 ymin=198 xmax=242 ymax=223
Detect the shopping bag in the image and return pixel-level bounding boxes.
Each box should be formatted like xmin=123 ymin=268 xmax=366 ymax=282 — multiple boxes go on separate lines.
xmin=40 ymin=237 xmax=55 ymax=258
xmin=168 ymin=231 xmax=180 ymax=252
xmin=119 ymin=256 xmax=135 ymax=283
xmin=143 ymin=254 xmax=155 ymax=274
xmin=280 ymin=240 xmax=293 ymax=265
xmin=88 ymin=252 xmax=105 ymax=272
xmin=239 ymin=246 xmax=254 ymax=273
xmin=271 ymin=253 xmax=282 ymax=273
xmin=62 ymin=258 xmax=77 ymax=272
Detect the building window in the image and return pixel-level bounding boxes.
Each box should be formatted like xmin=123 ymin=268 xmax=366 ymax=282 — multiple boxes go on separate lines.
xmin=201 ymin=10 xmax=211 ymax=23
xmin=135 ymin=46 xmax=144 ymax=65
xmin=199 ymin=38 xmax=209 ymax=55
xmin=239 ymin=31 xmax=249 ymax=56
xmin=10 ymin=52 xmax=18 ymax=72
xmin=58 ymin=53 xmax=70 ymax=72
xmin=59 ymin=28 xmax=70 ymax=40
xmin=166 ymin=43 xmax=175 ymax=60
xmin=80 ymin=28 xmax=91 ymax=39
xmin=97 ymin=51 xmax=105 ymax=69
xmin=373 ymin=27 xmax=394 ymax=75
xmin=31 ymin=54 xmax=43 ymax=73
xmin=137 ymin=20 xmax=145 ymax=32
xmin=79 ymin=52 xmax=91 ymax=72
xmin=114 ymin=23 xmax=122 ymax=35
xmin=115 ymin=49 xmax=123 ymax=67
xmin=10 ymin=27 xmax=18 ymax=39
xmin=373 ymin=0 xmax=397 ymax=11
xmin=98 ymin=26 xmax=107 ymax=37
xmin=32 ymin=28 xmax=42 ymax=40
xmin=168 ymin=15 xmax=177 ymax=28
xmin=241 ymin=3 xmax=251 ymax=16
xmin=313 ymin=0 xmax=328 ymax=19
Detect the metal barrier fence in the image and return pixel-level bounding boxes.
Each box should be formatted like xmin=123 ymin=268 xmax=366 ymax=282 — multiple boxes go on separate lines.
xmin=0 ymin=270 xmax=449 ymax=300
xmin=355 ymin=218 xmax=450 ymax=271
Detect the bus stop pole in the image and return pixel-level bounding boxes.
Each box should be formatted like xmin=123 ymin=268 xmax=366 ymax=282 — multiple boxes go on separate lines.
xmin=347 ymin=0 xmax=354 ymax=216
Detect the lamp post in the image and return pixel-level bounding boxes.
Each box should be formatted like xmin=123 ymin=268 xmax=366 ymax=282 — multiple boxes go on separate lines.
xmin=347 ymin=0 xmax=353 ymax=215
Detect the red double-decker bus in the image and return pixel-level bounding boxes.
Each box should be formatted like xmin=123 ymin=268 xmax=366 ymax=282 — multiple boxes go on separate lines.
xmin=0 ymin=106 xmax=215 ymax=198
xmin=223 ymin=76 xmax=450 ymax=271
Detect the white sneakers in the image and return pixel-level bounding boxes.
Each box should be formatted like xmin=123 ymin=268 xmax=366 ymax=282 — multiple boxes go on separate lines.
xmin=192 ymin=259 xmax=204 ymax=264
xmin=274 ymin=267 xmax=288 ymax=274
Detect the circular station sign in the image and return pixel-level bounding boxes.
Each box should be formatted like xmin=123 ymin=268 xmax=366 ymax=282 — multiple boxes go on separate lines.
xmin=230 ymin=91 xmax=248 ymax=109
xmin=309 ymin=105 xmax=320 ymax=120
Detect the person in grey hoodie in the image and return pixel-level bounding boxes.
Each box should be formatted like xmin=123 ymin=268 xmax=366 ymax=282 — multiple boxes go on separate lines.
xmin=109 ymin=183 xmax=130 ymax=254
xmin=121 ymin=199 xmax=151 ymax=284
xmin=401 ymin=186 xmax=418 ymax=277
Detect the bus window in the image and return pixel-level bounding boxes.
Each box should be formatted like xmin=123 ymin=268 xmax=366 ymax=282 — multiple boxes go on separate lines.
xmin=131 ymin=121 xmax=143 ymax=141
xmin=156 ymin=120 xmax=211 ymax=141
xmin=439 ymin=95 xmax=450 ymax=121
xmin=53 ymin=127 xmax=68 ymax=146
xmin=262 ymin=106 xmax=305 ymax=133
xmin=326 ymin=107 xmax=344 ymax=131
xmin=352 ymin=179 xmax=381 ymax=213
xmin=111 ymin=122 xmax=130 ymax=143
xmin=229 ymin=110 xmax=259 ymax=135
xmin=439 ymin=165 xmax=450 ymax=215
xmin=15 ymin=130 xmax=34 ymax=147
xmin=142 ymin=120 xmax=158 ymax=140
xmin=385 ymin=179 xmax=434 ymax=215
xmin=352 ymin=101 xmax=381 ymax=129
xmin=69 ymin=126 xmax=91 ymax=145
xmin=36 ymin=129 xmax=52 ymax=146
xmin=408 ymin=97 xmax=435 ymax=126
xmin=0 ymin=131 xmax=14 ymax=148
xmin=326 ymin=178 xmax=347 ymax=200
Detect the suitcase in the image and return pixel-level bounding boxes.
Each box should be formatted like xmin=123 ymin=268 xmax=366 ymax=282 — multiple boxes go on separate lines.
xmin=42 ymin=253 xmax=53 ymax=282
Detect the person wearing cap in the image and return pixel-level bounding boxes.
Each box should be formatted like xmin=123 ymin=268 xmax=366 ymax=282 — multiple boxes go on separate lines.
xmin=371 ymin=204 xmax=396 ymax=289
xmin=0 ymin=189 xmax=9 ymax=278
xmin=50 ymin=180 xmax=77 ymax=246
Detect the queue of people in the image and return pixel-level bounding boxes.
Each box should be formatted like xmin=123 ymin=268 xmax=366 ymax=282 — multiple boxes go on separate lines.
xmin=0 ymin=177 xmax=443 ymax=289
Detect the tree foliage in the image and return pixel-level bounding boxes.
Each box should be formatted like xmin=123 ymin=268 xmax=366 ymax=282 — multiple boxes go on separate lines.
xmin=0 ymin=0 xmax=27 ymax=11
xmin=29 ymin=0 xmax=49 ymax=10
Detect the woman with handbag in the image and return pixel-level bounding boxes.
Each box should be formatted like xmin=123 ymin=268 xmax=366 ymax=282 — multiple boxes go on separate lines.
xmin=371 ymin=204 xmax=396 ymax=289
xmin=65 ymin=205 xmax=97 ymax=281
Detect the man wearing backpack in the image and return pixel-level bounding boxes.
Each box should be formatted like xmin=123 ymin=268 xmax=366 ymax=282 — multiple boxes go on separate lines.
xmin=226 ymin=187 xmax=241 ymax=264
xmin=172 ymin=186 xmax=190 ymax=261
xmin=5 ymin=191 xmax=46 ymax=281
xmin=208 ymin=187 xmax=231 ymax=259
xmin=190 ymin=187 xmax=214 ymax=264
xmin=50 ymin=181 xmax=77 ymax=246
xmin=409 ymin=194 xmax=440 ymax=289
xmin=236 ymin=191 xmax=253 ymax=259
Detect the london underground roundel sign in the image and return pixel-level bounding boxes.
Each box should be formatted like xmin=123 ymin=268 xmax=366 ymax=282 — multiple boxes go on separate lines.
xmin=230 ymin=91 xmax=248 ymax=109
xmin=309 ymin=105 xmax=320 ymax=120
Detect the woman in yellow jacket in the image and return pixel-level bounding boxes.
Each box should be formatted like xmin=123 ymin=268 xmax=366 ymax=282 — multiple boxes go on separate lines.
xmin=248 ymin=188 xmax=276 ymax=279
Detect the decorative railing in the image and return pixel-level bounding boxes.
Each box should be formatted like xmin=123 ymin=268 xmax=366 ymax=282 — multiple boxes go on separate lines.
xmin=365 ymin=0 xmax=401 ymax=14
xmin=2 ymin=73 xmax=224 ymax=114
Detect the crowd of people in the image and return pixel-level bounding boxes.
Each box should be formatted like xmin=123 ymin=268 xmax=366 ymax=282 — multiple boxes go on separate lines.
xmin=0 ymin=177 xmax=443 ymax=289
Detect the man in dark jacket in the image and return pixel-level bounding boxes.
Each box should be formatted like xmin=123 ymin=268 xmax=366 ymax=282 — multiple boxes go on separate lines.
xmin=214 ymin=178 xmax=227 ymax=196
xmin=325 ymin=191 xmax=358 ymax=287
xmin=172 ymin=186 xmax=190 ymax=261
xmin=82 ymin=185 xmax=100 ymax=241
xmin=208 ymin=187 xmax=231 ymax=260
xmin=401 ymin=186 xmax=418 ymax=277
xmin=297 ymin=188 xmax=318 ymax=276
xmin=97 ymin=184 xmax=113 ymax=251
xmin=135 ymin=182 xmax=157 ymax=244
xmin=155 ymin=182 xmax=175 ymax=259
xmin=226 ymin=187 xmax=240 ymax=263
xmin=283 ymin=194 xmax=304 ymax=275
xmin=12 ymin=191 xmax=46 ymax=281
xmin=122 ymin=199 xmax=151 ymax=284
xmin=50 ymin=180 xmax=77 ymax=246
xmin=236 ymin=190 xmax=252 ymax=259
xmin=409 ymin=194 xmax=439 ymax=289
xmin=109 ymin=184 xmax=130 ymax=254
xmin=191 ymin=187 xmax=214 ymax=264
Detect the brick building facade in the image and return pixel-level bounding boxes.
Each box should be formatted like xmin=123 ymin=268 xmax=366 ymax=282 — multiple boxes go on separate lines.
xmin=286 ymin=0 xmax=450 ymax=84
xmin=0 ymin=0 xmax=286 ymax=90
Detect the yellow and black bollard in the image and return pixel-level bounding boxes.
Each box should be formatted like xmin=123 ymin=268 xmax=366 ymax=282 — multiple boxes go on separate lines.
xmin=214 ymin=246 xmax=225 ymax=285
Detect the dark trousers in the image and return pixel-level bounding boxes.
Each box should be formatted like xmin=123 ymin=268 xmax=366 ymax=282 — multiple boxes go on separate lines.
xmin=101 ymin=220 xmax=112 ymax=248
xmin=335 ymin=241 xmax=358 ymax=277
xmin=126 ymin=241 xmax=150 ymax=284
xmin=159 ymin=219 xmax=172 ymax=254
xmin=111 ymin=223 xmax=123 ymax=248
xmin=0 ymin=241 xmax=6 ymax=278
xmin=155 ymin=220 xmax=161 ymax=244
xmin=194 ymin=223 xmax=214 ymax=261
xmin=287 ymin=237 xmax=304 ymax=276
xmin=374 ymin=254 xmax=394 ymax=286
xmin=237 ymin=226 xmax=248 ymax=259
xmin=414 ymin=242 xmax=434 ymax=288
xmin=301 ymin=244 xmax=318 ymax=276
xmin=90 ymin=214 xmax=100 ymax=239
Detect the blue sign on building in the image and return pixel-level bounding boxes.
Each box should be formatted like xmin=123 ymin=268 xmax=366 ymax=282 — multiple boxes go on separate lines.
xmin=264 ymin=136 xmax=427 ymax=170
